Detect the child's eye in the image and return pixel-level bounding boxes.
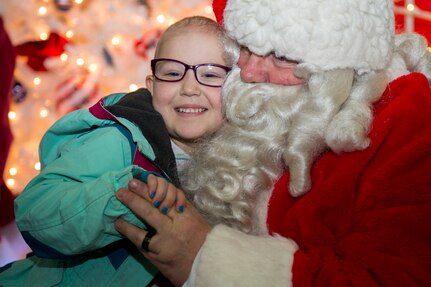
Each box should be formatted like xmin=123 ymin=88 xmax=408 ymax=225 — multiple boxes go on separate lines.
xmin=162 ymin=70 xmax=183 ymax=79
xmin=166 ymin=71 xmax=181 ymax=76
xmin=201 ymin=72 xmax=223 ymax=79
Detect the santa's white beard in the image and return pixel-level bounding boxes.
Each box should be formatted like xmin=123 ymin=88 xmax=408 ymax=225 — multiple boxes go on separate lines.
xmin=181 ymin=66 xmax=385 ymax=234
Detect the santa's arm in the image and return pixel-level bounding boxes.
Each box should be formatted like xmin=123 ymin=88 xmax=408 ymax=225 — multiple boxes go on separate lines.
xmin=185 ymin=225 xmax=298 ymax=287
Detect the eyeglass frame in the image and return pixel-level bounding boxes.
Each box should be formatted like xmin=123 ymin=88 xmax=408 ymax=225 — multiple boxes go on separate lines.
xmin=150 ymin=58 xmax=231 ymax=88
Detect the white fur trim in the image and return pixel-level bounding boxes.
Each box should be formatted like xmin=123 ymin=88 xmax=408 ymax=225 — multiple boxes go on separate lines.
xmin=189 ymin=225 xmax=298 ymax=286
xmin=253 ymin=181 xmax=272 ymax=234
xmin=386 ymin=33 xmax=431 ymax=82
xmin=223 ymin=0 xmax=394 ymax=73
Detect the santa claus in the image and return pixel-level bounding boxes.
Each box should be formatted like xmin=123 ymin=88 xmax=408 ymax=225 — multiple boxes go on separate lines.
xmin=113 ymin=0 xmax=431 ymax=286
xmin=183 ymin=0 xmax=431 ymax=285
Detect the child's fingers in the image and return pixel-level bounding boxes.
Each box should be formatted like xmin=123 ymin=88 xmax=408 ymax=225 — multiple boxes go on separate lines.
xmin=158 ymin=184 xmax=177 ymax=214
xmin=140 ymin=174 xmax=185 ymax=215
xmin=146 ymin=174 xmax=158 ymax=199
xmin=175 ymin=189 xmax=186 ymax=213
xmin=151 ymin=176 xmax=168 ymax=208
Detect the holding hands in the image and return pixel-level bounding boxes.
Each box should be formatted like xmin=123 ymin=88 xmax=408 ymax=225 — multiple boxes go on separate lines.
xmin=144 ymin=174 xmax=186 ymax=214
xmin=115 ymin=178 xmax=212 ymax=286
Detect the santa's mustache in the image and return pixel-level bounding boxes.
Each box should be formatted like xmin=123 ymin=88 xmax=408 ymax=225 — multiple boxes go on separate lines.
xmin=222 ymin=67 xmax=305 ymax=136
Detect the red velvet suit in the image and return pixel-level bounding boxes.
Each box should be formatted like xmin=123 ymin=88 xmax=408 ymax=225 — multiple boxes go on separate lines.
xmin=268 ymin=73 xmax=431 ymax=286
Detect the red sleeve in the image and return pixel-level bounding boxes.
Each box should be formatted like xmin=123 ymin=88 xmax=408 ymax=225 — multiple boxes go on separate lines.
xmin=267 ymin=73 xmax=431 ymax=287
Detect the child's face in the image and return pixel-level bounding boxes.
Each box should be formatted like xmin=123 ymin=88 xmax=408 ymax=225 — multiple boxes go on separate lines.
xmin=146 ymin=30 xmax=226 ymax=152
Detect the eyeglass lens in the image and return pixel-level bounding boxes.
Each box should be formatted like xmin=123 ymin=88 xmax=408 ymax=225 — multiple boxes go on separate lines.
xmin=153 ymin=60 xmax=228 ymax=87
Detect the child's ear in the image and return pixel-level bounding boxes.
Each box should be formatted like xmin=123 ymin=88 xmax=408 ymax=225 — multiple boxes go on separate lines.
xmin=145 ymin=75 xmax=154 ymax=94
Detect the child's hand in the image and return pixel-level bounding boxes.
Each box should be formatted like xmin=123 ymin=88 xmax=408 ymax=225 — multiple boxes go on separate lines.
xmin=146 ymin=174 xmax=186 ymax=214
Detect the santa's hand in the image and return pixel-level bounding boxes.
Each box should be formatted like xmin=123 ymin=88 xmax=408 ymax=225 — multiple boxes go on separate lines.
xmin=115 ymin=179 xmax=211 ymax=286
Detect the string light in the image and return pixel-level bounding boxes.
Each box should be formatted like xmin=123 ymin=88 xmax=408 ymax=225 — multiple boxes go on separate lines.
xmin=8 ymin=111 xmax=17 ymax=120
xmin=204 ymin=5 xmax=213 ymax=14
xmin=65 ymin=30 xmax=74 ymax=39
xmin=129 ymin=84 xmax=138 ymax=92
xmin=88 ymin=63 xmax=98 ymax=72
xmin=40 ymin=32 xmax=49 ymax=40
xmin=111 ymin=36 xmax=121 ymax=46
xmin=9 ymin=167 xmax=17 ymax=176
xmin=60 ymin=53 xmax=68 ymax=62
xmin=6 ymin=178 xmax=15 ymax=188
xmin=33 ymin=77 xmax=42 ymax=86
xmin=76 ymin=58 xmax=85 ymax=66
xmin=407 ymin=4 xmax=415 ymax=12
xmin=156 ymin=14 xmax=166 ymax=23
xmin=39 ymin=109 xmax=49 ymax=118
xmin=38 ymin=6 xmax=48 ymax=16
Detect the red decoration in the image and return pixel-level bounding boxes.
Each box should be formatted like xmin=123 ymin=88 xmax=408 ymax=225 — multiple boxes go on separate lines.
xmin=134 ymin=27 xmax=163 ymax=59
xmin=15 ymin=32 xmax=69 ymax=71
xmin=54 ymin=71 xmax=99 ymax=116
xmin=55 ymin=0 xmax=73 ymax=11
xmin=395 ymin=0 xmax=431 ymax=45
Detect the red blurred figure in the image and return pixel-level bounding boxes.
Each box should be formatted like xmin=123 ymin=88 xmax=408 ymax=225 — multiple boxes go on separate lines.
xmin=0 ymin=16 xmax=30 ymax=267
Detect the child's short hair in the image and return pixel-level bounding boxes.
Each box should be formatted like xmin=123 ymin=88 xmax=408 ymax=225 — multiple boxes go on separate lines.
xmin=154 ymin=16 xmax=232 ymax=66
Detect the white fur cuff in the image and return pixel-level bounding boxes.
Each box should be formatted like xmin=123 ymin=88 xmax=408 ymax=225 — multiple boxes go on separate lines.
xmin=190 ymin=224 xmax=298 ymax=286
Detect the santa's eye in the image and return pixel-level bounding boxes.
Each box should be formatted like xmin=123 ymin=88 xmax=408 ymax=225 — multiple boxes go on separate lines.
xmin=272 ymin=54 xmax=299 ymax=68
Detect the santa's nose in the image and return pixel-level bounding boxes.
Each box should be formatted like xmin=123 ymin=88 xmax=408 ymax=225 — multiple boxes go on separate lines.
xmin=238 ymin=51 xmax=269 ymax=83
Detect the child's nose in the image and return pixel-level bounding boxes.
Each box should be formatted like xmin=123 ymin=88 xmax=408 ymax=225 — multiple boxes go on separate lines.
xmin=180 ymin=70 xmax=201 ymax=96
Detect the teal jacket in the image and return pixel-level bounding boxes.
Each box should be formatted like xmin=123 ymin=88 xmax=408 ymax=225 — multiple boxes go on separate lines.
xmin=0 ymin=89 xmax=179 ymax=286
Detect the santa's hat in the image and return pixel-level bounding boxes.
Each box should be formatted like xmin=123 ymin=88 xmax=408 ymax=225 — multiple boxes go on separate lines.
xmin=213 ymin=0 xmax=395 ymax=74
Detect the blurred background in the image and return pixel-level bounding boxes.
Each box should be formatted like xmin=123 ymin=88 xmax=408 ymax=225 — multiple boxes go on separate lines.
xmin=1 ymin=0 xmax=430 ymax=267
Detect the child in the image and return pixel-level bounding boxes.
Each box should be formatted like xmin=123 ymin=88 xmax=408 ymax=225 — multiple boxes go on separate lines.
xmin=0 ymin=16 xmax=231 ymax=286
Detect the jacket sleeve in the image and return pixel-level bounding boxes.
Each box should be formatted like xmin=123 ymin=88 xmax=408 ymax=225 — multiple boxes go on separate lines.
xmin=14 ymin=125 xmax=147 ymax=258
xmin=185 ymin=225 xmax=298 ymax=287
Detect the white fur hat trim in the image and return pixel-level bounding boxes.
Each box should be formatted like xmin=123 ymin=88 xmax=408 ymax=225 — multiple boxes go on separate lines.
xmin=222 ymin=0 xmax=395 ymax=73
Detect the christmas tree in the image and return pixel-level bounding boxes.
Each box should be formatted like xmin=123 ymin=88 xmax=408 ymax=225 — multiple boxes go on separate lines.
xmin=1 ymin=0 xmax=213 ymax=194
